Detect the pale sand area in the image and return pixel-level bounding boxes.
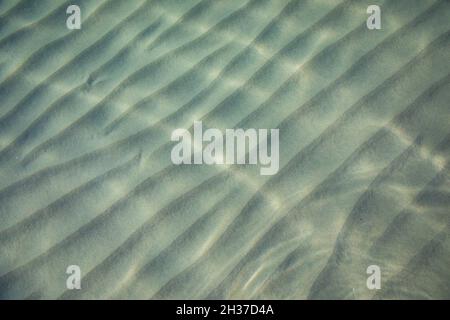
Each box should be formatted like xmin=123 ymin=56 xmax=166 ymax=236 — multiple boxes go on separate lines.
xmin=0 ymin=0 xmax=449 ymax=299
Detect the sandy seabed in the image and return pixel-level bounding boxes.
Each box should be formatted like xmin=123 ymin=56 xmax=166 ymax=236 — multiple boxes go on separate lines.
xmin=0 ymin=0 xmax=449 ymax=299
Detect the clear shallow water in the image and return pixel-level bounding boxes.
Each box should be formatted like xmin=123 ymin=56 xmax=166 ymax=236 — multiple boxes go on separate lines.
xmin=0 ymin=0 xmax=449 ymax=299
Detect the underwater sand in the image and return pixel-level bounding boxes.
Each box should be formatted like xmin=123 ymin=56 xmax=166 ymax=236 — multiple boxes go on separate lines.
xmin=0 ymin=0 xmax=449 ymax=299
